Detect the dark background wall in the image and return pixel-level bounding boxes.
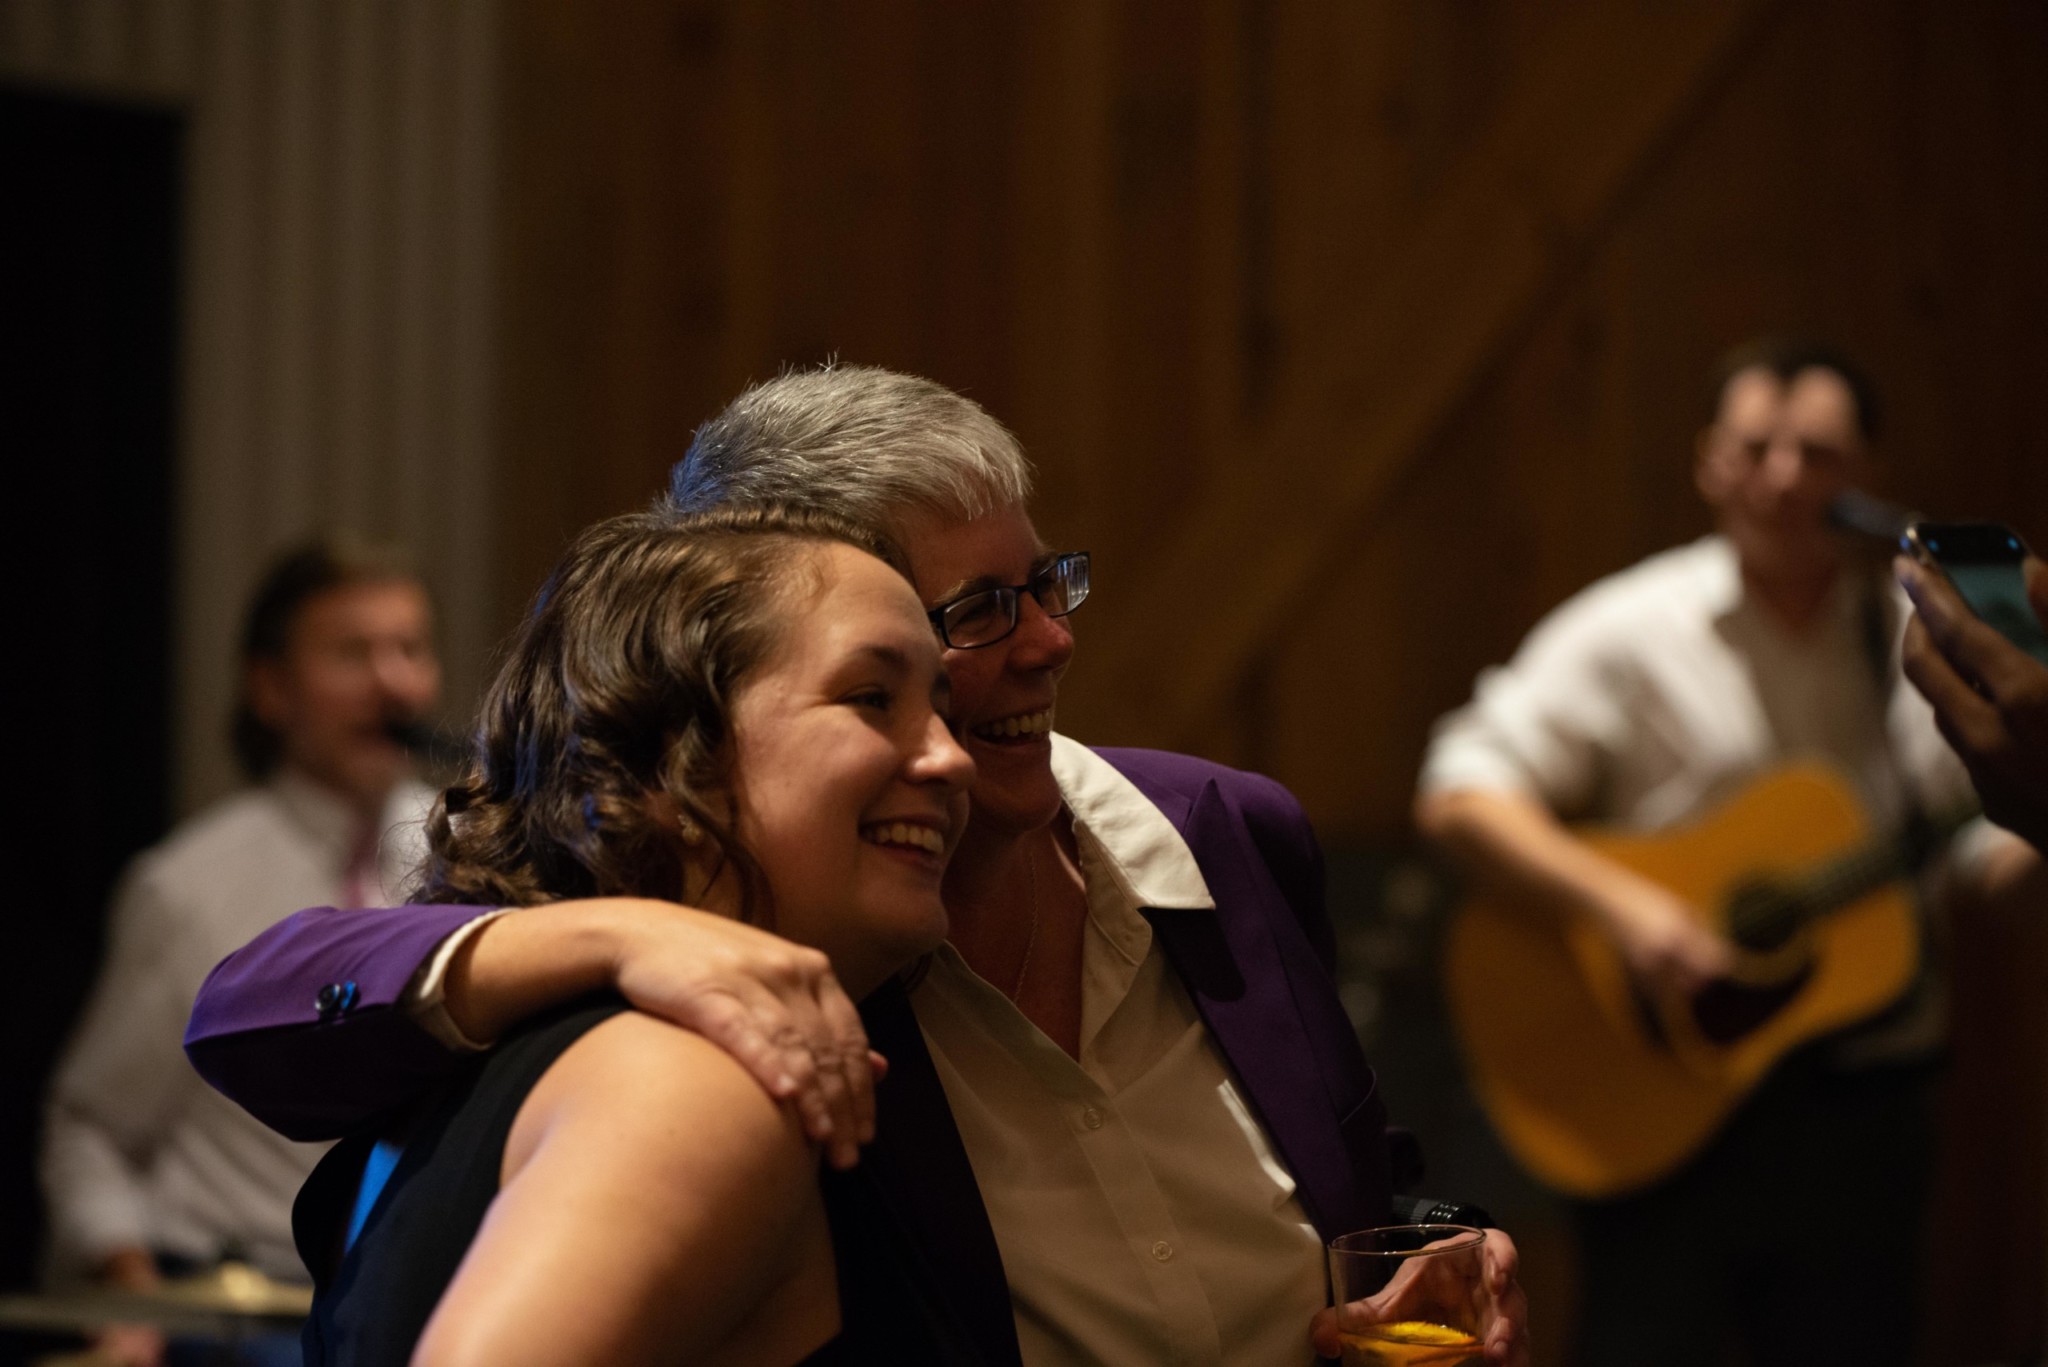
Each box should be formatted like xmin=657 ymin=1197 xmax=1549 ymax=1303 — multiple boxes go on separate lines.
xmin=485 ymin=4 xmax=2048 ymax=1362
xmin=490 ymin=0 xmax=2047 ymax=827
xmin=1 ymin=85 xmax=179 ymax=1312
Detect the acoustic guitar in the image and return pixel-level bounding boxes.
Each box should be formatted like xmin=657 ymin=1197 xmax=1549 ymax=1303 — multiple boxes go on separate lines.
xmin=1441 ymin=764 xmax=1972 ymax=1200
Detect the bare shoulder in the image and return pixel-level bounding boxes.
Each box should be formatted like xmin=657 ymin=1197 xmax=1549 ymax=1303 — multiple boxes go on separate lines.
xmin=416 ymin=1012 xmax=836 ymax=1366
xmin=507 ymin=1010 xmax=814 ymax=1192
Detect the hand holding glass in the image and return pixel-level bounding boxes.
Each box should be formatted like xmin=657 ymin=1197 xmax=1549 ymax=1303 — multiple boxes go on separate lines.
xmin=1327 ymin=1225 xmax=1492 ymax=1366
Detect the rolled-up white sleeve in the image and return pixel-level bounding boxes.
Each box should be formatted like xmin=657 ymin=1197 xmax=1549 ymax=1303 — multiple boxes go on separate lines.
xmin=397 ymin=909 xmax=513 ymax=1052
xmin=1418 ymin=591 xmax=1637 ymax=816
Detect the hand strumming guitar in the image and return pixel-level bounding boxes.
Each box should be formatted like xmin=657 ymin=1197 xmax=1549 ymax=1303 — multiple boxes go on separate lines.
xmin=1417 ymin=786 xmax=1734 ymax=1000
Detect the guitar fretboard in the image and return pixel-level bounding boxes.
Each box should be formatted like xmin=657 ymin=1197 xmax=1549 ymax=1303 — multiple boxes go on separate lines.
xmin=1726 ymin=801 xmax=1980 ymax=949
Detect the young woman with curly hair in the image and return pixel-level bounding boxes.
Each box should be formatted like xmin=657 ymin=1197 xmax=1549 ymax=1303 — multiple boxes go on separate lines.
xmin=299 ymin=504 xmax=975 ymax=1365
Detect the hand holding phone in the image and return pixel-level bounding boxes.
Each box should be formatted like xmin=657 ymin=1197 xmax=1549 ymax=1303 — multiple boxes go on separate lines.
xmin=1900 ymin=522 xmax=2048 ymax=664
xmin=1896 ymin=524 xmax=2048 ymax=851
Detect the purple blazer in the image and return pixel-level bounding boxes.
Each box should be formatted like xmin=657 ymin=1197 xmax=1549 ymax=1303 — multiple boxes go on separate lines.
xmin=186 ymin=748 xmax=1394 ymax=1367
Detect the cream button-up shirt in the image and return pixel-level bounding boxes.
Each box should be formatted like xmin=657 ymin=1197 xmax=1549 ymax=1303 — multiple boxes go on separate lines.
xmin=913 ymin=735 xmax=1327 ymax=1366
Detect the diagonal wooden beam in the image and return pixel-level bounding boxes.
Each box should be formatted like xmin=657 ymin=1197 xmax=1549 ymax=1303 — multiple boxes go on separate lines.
xmin=1085 ymin=0 xmax=1789 ymax=751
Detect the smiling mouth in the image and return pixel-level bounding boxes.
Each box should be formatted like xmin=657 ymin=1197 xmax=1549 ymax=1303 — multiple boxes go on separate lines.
xmin=971 ymin=708 xmax=1052 ymax=744
xmin=861 ymin=821 xmax=947 ymax=855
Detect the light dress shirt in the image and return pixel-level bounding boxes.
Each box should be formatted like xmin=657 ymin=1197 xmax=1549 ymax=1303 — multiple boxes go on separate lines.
xmin=404 ymin=908 xmax=510 ymax=1050
xmin=1418 ymin=534 xmax=1992 ymax=1061
xmin=42 ymin=770 xmax=433 ymax=1282
xmin=911 ymin=734 xmax=1328 ymax=1367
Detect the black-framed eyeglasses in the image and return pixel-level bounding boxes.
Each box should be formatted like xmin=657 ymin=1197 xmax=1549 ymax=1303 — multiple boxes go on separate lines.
xmin=926 ymin=552 xmax=1090 ymax=650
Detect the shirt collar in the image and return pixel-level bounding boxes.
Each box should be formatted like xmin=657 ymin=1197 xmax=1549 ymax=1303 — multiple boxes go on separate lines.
xmin=269 ymin=766 xmax=430 ymax=868
xmin=1702 ymin=532 xmax=1873 ymax=640
xmin=1050 ymin=734 xmax=1214 ymax=913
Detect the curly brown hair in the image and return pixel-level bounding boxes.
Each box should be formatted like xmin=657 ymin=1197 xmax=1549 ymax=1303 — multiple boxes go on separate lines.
xmin=416 ymin=505 xmax=906 ymax=924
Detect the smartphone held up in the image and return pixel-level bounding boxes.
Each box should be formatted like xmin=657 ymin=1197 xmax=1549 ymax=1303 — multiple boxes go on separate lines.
xmin=1901 ymin=522 xmax=2048 ymax=666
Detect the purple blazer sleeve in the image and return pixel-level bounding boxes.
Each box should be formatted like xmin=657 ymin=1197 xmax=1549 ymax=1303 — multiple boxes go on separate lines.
xmin=182 ymin=903 xmax=491 ymax=1141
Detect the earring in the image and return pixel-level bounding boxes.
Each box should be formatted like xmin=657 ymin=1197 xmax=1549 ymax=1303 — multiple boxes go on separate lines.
xmin=677 ymin=814 xmax=704 ymax=847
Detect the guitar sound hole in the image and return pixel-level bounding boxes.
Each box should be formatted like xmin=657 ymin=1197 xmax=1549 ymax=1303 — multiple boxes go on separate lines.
xmin=1725 ymin=881 xmax=1806 ymax=953
xmin=1692 ymin=968 xmax=1812 ymax=1044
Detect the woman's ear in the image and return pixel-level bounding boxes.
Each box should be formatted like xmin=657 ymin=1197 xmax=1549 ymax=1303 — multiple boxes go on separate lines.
xmin=644 ymin=789 xmax=704 ymax=849
xmin=647 ymin=786 xmax=705 ymax=846
xmin=648 ymin=785 xmax=736 ymax=907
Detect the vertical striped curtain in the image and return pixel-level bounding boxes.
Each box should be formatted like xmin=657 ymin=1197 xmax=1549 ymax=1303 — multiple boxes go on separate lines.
xmin=1 ymin=0 xmax=498 ymax=813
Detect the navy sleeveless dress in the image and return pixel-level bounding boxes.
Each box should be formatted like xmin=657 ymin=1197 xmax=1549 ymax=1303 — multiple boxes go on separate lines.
xmin=296 ymin=996 xmax=988 ymax=1365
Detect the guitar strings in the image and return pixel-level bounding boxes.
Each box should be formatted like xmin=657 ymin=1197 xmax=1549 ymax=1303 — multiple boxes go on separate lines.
xmin=1724 ymin=802 xmax=1977 ymax=944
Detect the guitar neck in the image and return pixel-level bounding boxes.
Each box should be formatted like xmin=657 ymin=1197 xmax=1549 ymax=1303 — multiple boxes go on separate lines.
xmin=1737 ymin=799 xmax=1981 ymax=944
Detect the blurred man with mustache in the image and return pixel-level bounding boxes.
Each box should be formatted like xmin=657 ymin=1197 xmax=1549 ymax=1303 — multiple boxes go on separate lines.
xmin=43 ymin=540 xmax=440 ymax=1367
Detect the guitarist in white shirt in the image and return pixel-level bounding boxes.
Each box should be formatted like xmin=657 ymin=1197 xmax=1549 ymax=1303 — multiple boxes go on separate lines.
xmin=1415 ymin=338 xmax=2037 ymax=1367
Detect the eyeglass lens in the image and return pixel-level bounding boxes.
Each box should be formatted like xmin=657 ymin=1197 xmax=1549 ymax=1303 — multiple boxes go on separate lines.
xmin=1032 ymin=554 xmax=1088 ymax=615
xmin=939 ymin=553 xmax=1089 ymax=648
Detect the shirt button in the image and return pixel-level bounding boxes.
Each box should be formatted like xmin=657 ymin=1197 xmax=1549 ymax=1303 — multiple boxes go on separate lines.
xmin=1081 ymin=1106 xmax=1104 ymax=1130
xmin=1151 ymin=1240 xmax=1174 ymax=1262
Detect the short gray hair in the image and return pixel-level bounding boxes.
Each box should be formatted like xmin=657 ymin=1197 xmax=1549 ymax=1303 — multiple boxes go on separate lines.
xmin=666 ymin=364 xmax=1034 ymax=533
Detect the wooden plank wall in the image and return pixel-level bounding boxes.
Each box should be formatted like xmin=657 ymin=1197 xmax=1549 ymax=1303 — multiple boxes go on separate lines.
xmin=492 ymin=0 xmax=2048 ymax=838
xmin=492 ymin=7 xmax=2047 ymax=1359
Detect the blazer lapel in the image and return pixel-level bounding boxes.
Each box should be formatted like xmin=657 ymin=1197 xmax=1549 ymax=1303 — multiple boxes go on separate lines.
xmin=1147 ymin=780 xmax=1385 ymax=1241
xmin=859 ymin=978 xmax=1023 ymax=1367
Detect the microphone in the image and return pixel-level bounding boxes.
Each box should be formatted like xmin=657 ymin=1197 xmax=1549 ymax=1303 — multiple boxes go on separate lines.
xmin=1828 ymin=490 xmax=1918 ymax=547
xmin=1388 ymin=1195 xmax=1496 ymax=1230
